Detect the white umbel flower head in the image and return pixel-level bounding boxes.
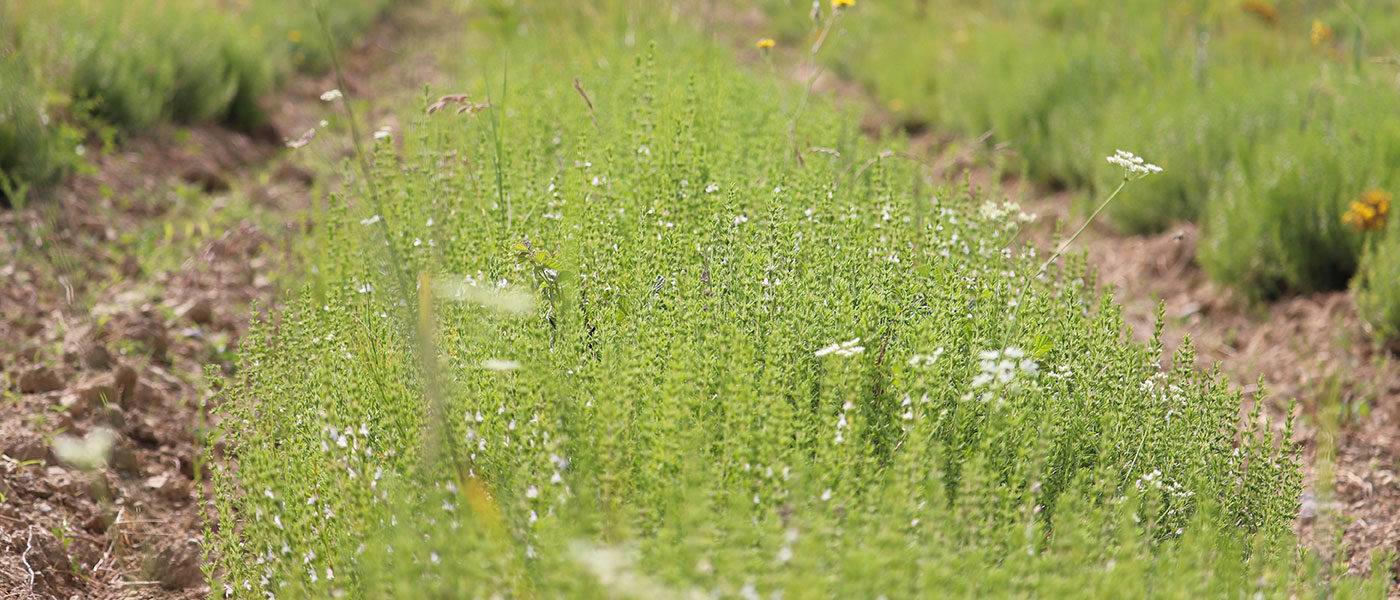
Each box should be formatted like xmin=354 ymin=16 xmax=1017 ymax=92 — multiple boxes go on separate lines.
xmin=320 ymin=89 xmax=343 ymax=102
xmin=1106 ymin=149 xmax=1162 ymax=179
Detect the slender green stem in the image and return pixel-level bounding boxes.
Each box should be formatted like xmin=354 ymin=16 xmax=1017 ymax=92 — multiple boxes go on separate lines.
xmin=1001 ymin=178 xmax=1129 ymax=347
xmin=787 ymin=11 xmax=842 ymax=164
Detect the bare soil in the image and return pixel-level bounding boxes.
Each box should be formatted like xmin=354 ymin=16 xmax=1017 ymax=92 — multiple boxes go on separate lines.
xmin=0 ymin=3 xmax=458 ymax=598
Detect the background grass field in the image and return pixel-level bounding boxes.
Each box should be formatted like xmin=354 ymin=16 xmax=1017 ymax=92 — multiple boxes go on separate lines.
xmin=751 ymin=0 xmax=1400 ymax=343
xmin=0 ymin=0 xmax=396 ymax=205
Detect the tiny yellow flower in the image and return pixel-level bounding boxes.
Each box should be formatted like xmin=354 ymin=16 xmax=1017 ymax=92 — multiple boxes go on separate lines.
xmin=1344 ymin=189 xmax=1391 ymax=231
xmin=288 ymin=29 xmax=303 ymax=43
xmin=832 ymin=0 xmax=855 ymax=8
xmin=757 ymin=38 xmax=776 ymax=50
xmin=1310 ymin=20 xmax=1334 ymax=47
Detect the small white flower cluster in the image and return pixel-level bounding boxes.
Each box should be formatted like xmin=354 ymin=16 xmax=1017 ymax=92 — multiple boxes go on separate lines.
xmin=1135 ymin=469 xmax=1163 ymax=492
xmin=1106 ymin=149 xmax=1162 ymax=178
xmin=971 ymin=347 xmax=1038 ymax=388
xmin=977 ymin=200 xmax=1037 ymax=229
xmin=908 ymin=347 xmax=945 ymax=368
xmin=775 ymin=528 xmax=798 ymax=565
xmin=319 ymin=89 xmax=343 ymax=102
xmin=815 ymin=337 xmax=864 ymax=357
xmin=833 ymin=400 xmax=852 ymax=444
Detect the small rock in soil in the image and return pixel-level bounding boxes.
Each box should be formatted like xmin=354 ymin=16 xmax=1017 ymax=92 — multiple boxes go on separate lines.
xmin=17 ymin=345 xmax=42 ymax=362
xmin=113 ymin=365 xmax=138 ymax=402
xmin=146 ymin=473 xmax=191 ymax=502
xmin=145 ymin=473 xmax=168 ymax=491
xmin=177 ymin=297 xmax=214 ymax=326
xmin=5 ymin=436 xmax=53 ymax=464
xmin=96 ymin=404 xmax=126 ymax=430
xmin=120 ymin=318 xmax=170 ymax=358
xmin=83 ymin=511 xmax=114 ymax=534
xmin=182 ymin=166 xmax=230 ymax=194
xmin=19 ymin=365 xmax=64 ymax=393
xmin=110 ymin=440 xmax=143 ymax=475
xmin=124 ymin=382 xmax=165 ymax=411
xmin=81 ymin=343 xmax=113 ymax=370
xmin=127 ymin=417 xmax=161 ymax=446
xmin=272 ymin=162 xmax=314 ymax=186
xmin=119 ymin=254 xmax=143 ymax=279
xmin=44 ymin=465 xmax=76 ymax=494
xmin=71 ymin=377 xmax=119 ymax=407
xmin=146 ymin=537 xmax=203 ymax=590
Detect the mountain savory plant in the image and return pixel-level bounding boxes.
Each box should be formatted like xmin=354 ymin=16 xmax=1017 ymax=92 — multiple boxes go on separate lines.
xmin=210 ymin=3 xmax=1388 ymax=598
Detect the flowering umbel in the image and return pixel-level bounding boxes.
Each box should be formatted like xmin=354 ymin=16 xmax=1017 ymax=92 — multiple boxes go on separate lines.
xmin=757 ymin=38 xmax=776 ymax=50
xmin=1343 ymin=189 xmax=1391 ymax=232
xmin=1106 ymin=149 xmax=1163 ymax=180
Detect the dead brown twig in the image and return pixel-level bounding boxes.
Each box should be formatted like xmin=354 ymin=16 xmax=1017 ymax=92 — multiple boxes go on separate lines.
xmin=573 ymin=78 xmax=602 ymax=132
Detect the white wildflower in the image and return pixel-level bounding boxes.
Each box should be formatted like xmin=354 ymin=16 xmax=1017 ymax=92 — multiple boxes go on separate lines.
xmin=908 ymin=347 xmax=945 ymax=368
xmin=481 ymin=359 xmax=522 ymax=372
xmin=433 ymin=276 xmax=535 ymax=314
xmin=1106 ymin=149 xmax=1162 ymax=178
xmin=815 ymin=337 xmax=864 ymax=357
xmin=320 ymin=89 xmax=343 ymax=102
xmin=971 ymin=347 xmax=1037 ymax=389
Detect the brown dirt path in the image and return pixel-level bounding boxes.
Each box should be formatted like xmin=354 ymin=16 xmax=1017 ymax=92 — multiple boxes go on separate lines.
xmin=698 ymin=0 xmax=1400 ymax=589
xmin=0 ymin=2 xmax=461 ymax=597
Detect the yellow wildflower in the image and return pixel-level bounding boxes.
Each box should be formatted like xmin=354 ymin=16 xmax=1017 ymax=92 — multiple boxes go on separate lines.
xmin=757 ymin=38 xmax=776 ymax=50
xmin=1343 ymin=189 xmax=1391 ymax=231
xmin=832 ymin=0 xmax=855 ymax=8
xmin=1311 ymin=20 xmax=1334 ymax=47
xmin=288 ymin=29 xmax=303 ymax=43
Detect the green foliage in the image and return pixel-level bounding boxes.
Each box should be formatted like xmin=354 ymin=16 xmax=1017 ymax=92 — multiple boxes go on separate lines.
xmin=0 ymin=0 xmax=393 ymax=202
xmin=211 ymin=4 xmax=1384 ymax=598
xmin=1355 ymin=228 xmax=1400 ymax=347
xmin=0 ymin=60 xmax=59 ymax=207
xmin=752 ymin=0 xmax=1400 ymax=301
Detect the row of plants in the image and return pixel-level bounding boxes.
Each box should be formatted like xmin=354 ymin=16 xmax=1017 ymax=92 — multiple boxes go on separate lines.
xmin=209 ymin=1 xmax=1388 ymax=597
xmin=0 ymin=0 xmax=397 ymax=205
xmin=751 ymin=0 xmax=1400 ymax=344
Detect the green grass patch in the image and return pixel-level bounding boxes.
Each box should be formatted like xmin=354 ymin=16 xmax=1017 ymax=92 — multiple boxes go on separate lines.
xmin=750 ymin=0 xmax=1400 ymax=307
xmin=211 ymin=3 xmax=1387 ymax=598
xmin=0 ymin=0 xmax=397 ymax=205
